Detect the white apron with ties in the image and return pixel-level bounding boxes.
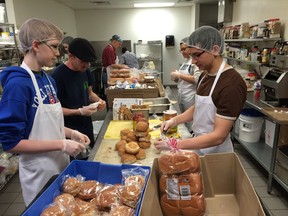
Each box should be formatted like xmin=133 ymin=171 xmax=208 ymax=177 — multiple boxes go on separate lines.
xmin=19 ymin=62 xmax=69 ymax=206
xmin=192 ymin=61 xmax=233 ymax=155
xmin=177 ymin=57 xmax=196 ymax=109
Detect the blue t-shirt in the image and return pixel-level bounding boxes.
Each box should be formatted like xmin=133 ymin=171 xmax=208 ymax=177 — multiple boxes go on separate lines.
xmin=0 ymin=66 xmax=58 ymax=151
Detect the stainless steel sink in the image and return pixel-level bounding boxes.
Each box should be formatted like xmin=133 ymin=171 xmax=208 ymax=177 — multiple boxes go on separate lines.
xmin=143 ymin=97 xmax=172 ymax=114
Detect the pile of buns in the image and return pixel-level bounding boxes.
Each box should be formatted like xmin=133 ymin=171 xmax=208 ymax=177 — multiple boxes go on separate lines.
xmin=115 ymin=120 xmax=151 ymax=164
xmin=110 ymin=69 xmax=131 ymax=78
xmin=41 ymin=174 xmax=147 ymax=216
xmin=158 ymin=151 xmax=206 ymax=216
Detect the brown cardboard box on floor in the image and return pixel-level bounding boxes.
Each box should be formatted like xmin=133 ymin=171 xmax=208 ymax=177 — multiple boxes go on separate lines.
xmin=140 ymin=153 xmax=265 ymax=216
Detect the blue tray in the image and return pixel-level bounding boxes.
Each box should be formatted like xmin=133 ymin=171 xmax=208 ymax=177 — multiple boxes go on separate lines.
xmin=22 ymin=160 xmax=150 ymax=216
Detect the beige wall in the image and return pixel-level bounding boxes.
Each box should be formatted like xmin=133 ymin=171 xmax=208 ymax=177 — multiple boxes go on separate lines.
xmin=6 ymin=0 xmax=77 ymax=37
xmin=230 ymin=0 xmax=287 ymax=39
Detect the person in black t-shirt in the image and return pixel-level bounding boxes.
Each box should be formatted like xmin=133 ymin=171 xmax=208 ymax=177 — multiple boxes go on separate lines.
xmin=52 ymin=38 xmax=106 ymax=152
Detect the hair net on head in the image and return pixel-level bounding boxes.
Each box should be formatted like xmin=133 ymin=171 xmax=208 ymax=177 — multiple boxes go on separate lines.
xmin=180 ymin=37 xmax=189 ymax=45
xmin=18 ymin=18 xmax=63 ymax=53
xmin=188 ymin=26 xmax=224 ymax=55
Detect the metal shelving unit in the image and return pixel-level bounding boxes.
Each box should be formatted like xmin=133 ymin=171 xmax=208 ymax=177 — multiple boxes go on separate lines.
xmin=0 ymin=23 xmax=21 ymax=69
xmin=133 ymin=41 xmax=163 ymax=79
xmin=232 ymin=92 xmax=288 ymax=193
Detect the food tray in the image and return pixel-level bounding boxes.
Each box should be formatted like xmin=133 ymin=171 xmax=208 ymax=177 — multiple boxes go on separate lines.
xmin=22 ymin=160 xmax=150 ymax=216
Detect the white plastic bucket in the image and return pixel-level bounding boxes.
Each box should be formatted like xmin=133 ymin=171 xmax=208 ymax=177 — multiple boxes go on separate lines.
xmin=239 ymin=109 xmax=264 ymax=143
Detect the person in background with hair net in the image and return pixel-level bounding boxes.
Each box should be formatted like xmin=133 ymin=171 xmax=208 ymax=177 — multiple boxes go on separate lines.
xmin=155 ymin=26 xmax=247 ymax=155
xmin=0 ymin=18 xmax=89 ymax=206
xmin=170 ymin=38 xmax=202 ymax=132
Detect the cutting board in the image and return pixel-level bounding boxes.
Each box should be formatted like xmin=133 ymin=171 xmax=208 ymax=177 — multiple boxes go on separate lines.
xmin=104 ymin=119 xmax=164 ymax=139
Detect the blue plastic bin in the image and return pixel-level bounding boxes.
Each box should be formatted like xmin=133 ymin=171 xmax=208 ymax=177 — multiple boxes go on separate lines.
xmin=21 ymin=160 xmax=150 ymax=216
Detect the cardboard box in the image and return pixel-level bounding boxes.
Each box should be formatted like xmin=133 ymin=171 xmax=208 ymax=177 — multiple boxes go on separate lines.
xmin=140 ymin=153 xmax=265 ymax=216
xmin=265 ymin=119 xmax=276 ymax=148
xmin=22 ymin=160 xmax=150 ymax=216
xmin=106 ymin=88 xmax=159 ymax=109
xmin=112 ymin=98 xmax=143 ymax=120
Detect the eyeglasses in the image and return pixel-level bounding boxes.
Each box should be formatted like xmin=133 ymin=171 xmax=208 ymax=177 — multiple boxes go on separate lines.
xmin=43 ymin=43 xmax=60 ymax=53
xmin=39 ymin=41 xmax=59 ymax=53
xmin=190 ymin=51 xmax=205 ymax=59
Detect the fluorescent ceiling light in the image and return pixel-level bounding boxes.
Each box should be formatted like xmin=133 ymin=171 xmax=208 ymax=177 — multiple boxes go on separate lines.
xmin=134 ymin=2 xmax=175 ymax=8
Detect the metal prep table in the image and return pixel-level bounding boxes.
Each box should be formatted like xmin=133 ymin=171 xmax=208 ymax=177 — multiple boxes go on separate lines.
xmin=232 ymin=91 xmax=288 ymax=193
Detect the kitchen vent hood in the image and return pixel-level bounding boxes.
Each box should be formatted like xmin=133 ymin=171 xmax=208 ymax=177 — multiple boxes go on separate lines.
xmin=217 ymin=0 xmax=234 ymax=23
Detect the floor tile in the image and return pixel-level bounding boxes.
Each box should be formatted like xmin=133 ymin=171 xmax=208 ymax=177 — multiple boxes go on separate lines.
xmin=262 ymin=197 xmax=288 ymax=210
xmin=245 ymin=167 xmax=264 ymax=177
xmin=0 ymin=193 xmax=18 ymax=204
xmin=2 ymin=182 xmax=22 ymax=193
xmin=255 ymin=186 xmax=281 ymax=198
xmin=270 ymin=209 xmax=288 ymax=216
xmin=249 ymin=176 xmax=268 ymax=187
xmin=0 ymin=204 xmax=9 ymax=215
xmin=13 ymin=194 xmax=24 ymax=204
xmin=2 ymin=203 xmax=26 ymax=216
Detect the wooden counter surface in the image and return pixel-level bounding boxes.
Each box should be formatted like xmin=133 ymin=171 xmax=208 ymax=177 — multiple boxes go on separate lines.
xmin=90 ymin=109 xmax=192 ymax=167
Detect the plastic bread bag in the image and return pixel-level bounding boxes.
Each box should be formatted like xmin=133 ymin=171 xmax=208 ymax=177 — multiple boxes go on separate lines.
xmin=119 ymin=166 xmax=150 ymax=208
xmin=158 ymin=150 xmax=201 ymax=175
xmin=61 ymin=174 xmax=85 ymax=196
xmin=40 ymin=203 xmax=66 ymax=216
xmin=92 ymin=184 xmax=123 ymax=211
xmin=160 ymin=193 xmax=206 ymax=216
xmin=77 ymin=180 xmax=104 ymax=200
xmin=159 ymin=172 xmax=204 ymax=198
xmin=121 ymin=166 xmax=149 ymax=188
xmin=73 ymin=197 xmax=98 ymax=215
xmin=109 ymin=204 xmax=135 ymax=216
xmin=52 ymin=193 xmax=76 ymax=215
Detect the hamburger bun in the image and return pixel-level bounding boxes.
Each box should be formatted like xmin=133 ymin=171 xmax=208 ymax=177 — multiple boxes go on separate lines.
xmin=77 ymin=180 xmax=103 ymax=200
xmin=158 ymin=151 xmax=200 ymax=175
xmin=125 ymin=142 xmax=140 ymax=154
xmin=159 ymin=173 xmax=203 ymax=195
xmin=94 ymin=185 xmax=122 ymax=210
xmin=125 ymin=175 xmax=146 ymax=188
xmin=121 ymin=154 xmax=137 ymax=164
xmin=135 ymin=148 xmax=146 ymax=160
xmin=135 ymin=121 xmax=149 ymax=132
xmin=41 ymin=205 xmax=65 ymax=216
xmin=110 ymin=205 xmax=134 ymax=216
xmin=62 ymin=177 xmax=81 ymax=196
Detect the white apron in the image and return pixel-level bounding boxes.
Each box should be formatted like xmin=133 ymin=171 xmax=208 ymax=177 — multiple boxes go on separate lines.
xmin=177 ymin=57 xmax=195 ymax=131
xmin=19 ymin=62 xmax=69 ymax=206
xmin=192 ymin=61 xmax=233 ymax=155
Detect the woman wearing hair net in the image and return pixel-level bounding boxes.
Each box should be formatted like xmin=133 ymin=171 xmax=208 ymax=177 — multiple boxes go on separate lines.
xmin=170 ymin=37 xmax=202 ymax=132
xmin=155 ymin=26 xmax=247 ymax=155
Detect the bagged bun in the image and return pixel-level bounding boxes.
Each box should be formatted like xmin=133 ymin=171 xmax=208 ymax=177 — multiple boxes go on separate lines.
xmin=94 ymin=185 xmax=122 ymax=210
xmin=110 ymin=205 xmax=134 ymax=216
xmin=62 ymin=177 xmax=81 ymax=196
xmin=161 ymin=194 xmax=205 ymax=216
xmin=77 ymin=180 xmax=103 ymax=200
xmin=159 ymin=151 xmax=200 ymax=175
xmin=159 ymin=173 xmax=203 ymax=196
xmin=40 ymin=205 xmax=65 ymax=216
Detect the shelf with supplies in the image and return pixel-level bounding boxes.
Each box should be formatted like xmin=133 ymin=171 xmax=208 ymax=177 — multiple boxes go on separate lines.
xmin=224 ymin=37 xmax=281 ymax=43
xmin=133 ymin=41 xmax=163 ymax=80
xmin=0 ymin=23 xmax=21 ymax=69
xmin=224 ymin=57 xmax=263 ymax=66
